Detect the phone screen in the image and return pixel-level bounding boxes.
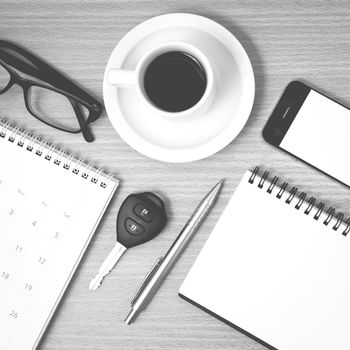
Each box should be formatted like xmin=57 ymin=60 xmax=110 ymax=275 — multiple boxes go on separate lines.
xmin=279 ymin=89 xmax=350 ymax=185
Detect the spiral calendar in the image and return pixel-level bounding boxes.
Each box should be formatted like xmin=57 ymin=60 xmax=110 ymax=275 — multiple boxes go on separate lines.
xmin=0 ymin=120 xmax=118 ymax=350
xmin=180 ymin=167 xmax=350 ymax=350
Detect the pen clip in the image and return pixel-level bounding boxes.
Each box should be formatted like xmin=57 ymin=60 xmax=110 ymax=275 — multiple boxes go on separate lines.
xmin=131 ymin=257 xmax=163 ymax=305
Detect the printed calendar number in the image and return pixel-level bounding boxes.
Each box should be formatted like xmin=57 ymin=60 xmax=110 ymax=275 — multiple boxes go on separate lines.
xmin=24 ymin=283 xmax=33 ymax=291
xmin=4 ymin=229 xmax=29 ymax=258
xmin=50 ymin=229 xmax=65 ymax=242
xmin=19 ymin=200 xmax=47 ymax=231
xmin=38 ymin=211 xmax=68 ymax=243
xmin=0 ymin=191 xmax=23 ymax=220
xmin=9 ymin=310 xmax=18 ymax=319
xmin=38 ymin=257 xmax=47 ymax=265
xmin=0 ymin=256 xmax=16 ymax=286
xmin=1 ymin=272 xmax=10 ymax=280
xmin=0 ymin=295 xmax=24 ymax=322
xmin=27 ymin=239 xmax=55 ymax=269
xmin=12 ymin=267 xmax=39 ymax=295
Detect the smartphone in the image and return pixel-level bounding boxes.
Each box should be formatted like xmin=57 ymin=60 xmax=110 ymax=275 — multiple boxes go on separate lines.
xmin=263 ymin=81 xmax=350 ymax=187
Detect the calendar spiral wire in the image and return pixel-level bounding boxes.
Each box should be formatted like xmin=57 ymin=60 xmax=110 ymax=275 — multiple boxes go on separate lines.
xmin=249 ymin=166 xmax=350 ymax=236
xmin=0 ymin=119 xmax=117 ymax=189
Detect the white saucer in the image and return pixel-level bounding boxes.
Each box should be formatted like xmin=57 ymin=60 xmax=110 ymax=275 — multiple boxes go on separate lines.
xmin=103 ymin=13 xmax=255 ymax=163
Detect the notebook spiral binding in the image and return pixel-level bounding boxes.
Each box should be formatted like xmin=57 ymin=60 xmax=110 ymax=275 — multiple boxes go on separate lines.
xmin=0 ymin=119 xmax=116 ymax=189
xmin=248 ymin=166 xmax=350 ymax=236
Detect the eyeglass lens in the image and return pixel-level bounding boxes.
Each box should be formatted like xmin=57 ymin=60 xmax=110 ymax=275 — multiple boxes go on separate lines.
xmin=0 ymin=58 xmax=94 ymax=135
xmin=27 ymin=85 xmax=90 ymax=132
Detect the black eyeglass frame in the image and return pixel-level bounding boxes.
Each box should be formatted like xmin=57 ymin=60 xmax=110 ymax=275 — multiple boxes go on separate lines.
xmin=0 ymin=40 xmax=103 ymax=142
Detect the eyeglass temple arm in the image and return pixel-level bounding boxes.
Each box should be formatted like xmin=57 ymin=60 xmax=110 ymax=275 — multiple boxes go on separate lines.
xmin=70 ymin=99 xmax=94 ymax=143
xmin=0 ymin=41 xmax=101 ymax=109
xmin=0 ymin=50 xmax=42 ymax=78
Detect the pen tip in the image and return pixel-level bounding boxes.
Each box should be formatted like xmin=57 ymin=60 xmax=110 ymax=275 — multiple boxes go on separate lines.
xmin=124 ymin=308 xmax=138 ymax=325
xmin=89 ymin=275 xmax=100 ymax=291
xmin=205 ymin=179 xmax=224 ymax=203
xmin=213 ymin=179 xmax=224 ymax=191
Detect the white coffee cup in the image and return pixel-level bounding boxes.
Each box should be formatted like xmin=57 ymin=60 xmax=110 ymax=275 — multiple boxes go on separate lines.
xmin=107 ymin=41 xmax=215 ymax=119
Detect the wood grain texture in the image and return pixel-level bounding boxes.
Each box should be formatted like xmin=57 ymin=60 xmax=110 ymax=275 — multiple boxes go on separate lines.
xmin=1 ymin=1 xmax=350 ymax=349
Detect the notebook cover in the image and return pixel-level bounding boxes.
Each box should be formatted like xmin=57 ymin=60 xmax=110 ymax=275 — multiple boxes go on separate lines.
xmin=178 ymin=168 xmax=350 ymax=350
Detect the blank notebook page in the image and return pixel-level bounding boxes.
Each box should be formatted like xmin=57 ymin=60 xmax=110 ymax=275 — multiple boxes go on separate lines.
xmin=179 ymin=169 xmax=350 ymax=350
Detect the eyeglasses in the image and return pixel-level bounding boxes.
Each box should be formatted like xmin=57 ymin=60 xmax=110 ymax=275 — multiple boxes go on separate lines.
xmin=0 ymin=40 xmax=103 ymax=142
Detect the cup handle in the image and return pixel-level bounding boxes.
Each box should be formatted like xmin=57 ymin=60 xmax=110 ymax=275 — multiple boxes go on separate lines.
xmin=108 ymin=69 xmax=136 ymax=86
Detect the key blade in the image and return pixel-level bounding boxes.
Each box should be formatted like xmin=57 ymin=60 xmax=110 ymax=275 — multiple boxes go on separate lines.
xmin=89 ymin=242 xmax=127 ymax=291
xmin=89 ymin=273 xmax=104 ymax=291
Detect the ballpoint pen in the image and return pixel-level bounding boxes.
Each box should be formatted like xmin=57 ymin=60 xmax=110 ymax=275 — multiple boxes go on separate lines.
xmin=124 ymin=179 xmax=224 ymax=324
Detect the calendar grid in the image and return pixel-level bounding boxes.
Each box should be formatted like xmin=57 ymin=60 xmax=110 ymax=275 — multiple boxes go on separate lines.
xmin=0 ymin=119 xmax=118 ymax=350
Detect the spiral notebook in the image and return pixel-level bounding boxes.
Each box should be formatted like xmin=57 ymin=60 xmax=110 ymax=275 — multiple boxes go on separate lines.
xmin=179 ymin=167 xmax=350 ymax=350
xmin=0 ymin=120 xmax=118 ymax=350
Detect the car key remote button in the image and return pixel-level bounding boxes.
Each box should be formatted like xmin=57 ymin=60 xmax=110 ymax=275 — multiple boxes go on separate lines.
xmin=133 ymin=204 xmax=154 ymax=223
xmin=125 ymin=218 xmax=145 ymax=236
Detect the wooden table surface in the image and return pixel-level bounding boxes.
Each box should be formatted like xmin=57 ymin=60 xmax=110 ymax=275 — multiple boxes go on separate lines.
xmin=1 ymin=1 xmax=350 ymax=349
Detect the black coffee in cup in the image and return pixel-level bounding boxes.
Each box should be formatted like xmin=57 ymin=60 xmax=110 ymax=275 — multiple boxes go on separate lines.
xmin=143 ymin=51 xmax=207 ymax=113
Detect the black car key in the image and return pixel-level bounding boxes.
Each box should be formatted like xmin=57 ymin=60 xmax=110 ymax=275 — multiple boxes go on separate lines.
xmin=89 ymin=192 xmax=167 ymax=291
